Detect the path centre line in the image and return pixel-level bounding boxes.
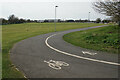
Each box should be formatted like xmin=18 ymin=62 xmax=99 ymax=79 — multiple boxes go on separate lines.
xmin=45 ymin=33 xmax=120 ymax=66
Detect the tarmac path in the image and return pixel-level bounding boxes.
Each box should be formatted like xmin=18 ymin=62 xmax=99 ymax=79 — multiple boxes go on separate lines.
xmin=10 ymin=25 xmax=119 ymax=78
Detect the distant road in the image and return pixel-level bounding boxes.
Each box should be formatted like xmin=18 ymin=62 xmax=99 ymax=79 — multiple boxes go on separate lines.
xmin=10 ymin=25 xmax=118 ymax=78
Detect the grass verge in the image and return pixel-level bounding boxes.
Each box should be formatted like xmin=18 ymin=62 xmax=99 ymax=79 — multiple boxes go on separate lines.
xmin=2 ymin=22 xmax=105 ymax=78
xmin=63 ymin=25 xmax=119 ymax=54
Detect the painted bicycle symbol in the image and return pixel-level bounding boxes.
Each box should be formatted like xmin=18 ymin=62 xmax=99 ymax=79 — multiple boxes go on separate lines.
xmin=44 ymin=60 xmax=69 ymax=70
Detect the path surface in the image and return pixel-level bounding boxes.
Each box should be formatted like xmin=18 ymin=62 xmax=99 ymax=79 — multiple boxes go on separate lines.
xmin=10 ymin=25 xmax=119 ymax=78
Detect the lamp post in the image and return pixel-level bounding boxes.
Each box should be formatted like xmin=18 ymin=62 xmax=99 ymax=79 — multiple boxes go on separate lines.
xmin=55 ymin=6 xmax=58 ymax=32
xmin=88 ymin=12 xmax=90 ymax=22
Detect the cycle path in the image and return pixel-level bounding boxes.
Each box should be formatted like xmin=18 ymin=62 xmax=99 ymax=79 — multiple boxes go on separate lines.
xmin=10 ymin=25 xmax=119 ymax=78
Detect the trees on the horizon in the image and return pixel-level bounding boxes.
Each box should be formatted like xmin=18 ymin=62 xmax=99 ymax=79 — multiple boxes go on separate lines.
xmin=0 ymin=14 xmax=113 ymax=25
xmin=0 ymin=14 xmax=38 ymax=25
xmin=0 ymin=18 xmax=8 ymax=25
xmin=96 ymin=18 xmax=101 ymax=23
xmin=102 ymin=19 xmax=111 ymax=23
xmin=8 ymin=14 xmax=19 ymax=24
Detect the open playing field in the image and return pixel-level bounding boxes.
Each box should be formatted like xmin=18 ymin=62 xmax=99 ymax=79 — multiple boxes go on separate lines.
xmin=63 ymin=25 xmax=119 ymax=54
xmin=2 ymin=22 xmax=106 ymax=78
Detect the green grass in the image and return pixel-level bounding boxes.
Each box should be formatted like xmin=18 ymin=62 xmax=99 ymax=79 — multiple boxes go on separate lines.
xmin=2 ymin=22 xmax=105 ymax=78
xmin=63 ymin=25 xmax=119 ymax=54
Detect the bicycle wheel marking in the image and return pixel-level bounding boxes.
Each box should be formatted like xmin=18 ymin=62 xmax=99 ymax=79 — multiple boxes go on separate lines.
xmin=44 ymin=60 xmax=69 ymax=70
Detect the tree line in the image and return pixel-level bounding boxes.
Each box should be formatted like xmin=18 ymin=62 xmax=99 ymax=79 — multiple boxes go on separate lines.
xmin=0 ymin=14 xmax=113 ymax=25
xmin=0 ymin=14 xmax=38 ymax=25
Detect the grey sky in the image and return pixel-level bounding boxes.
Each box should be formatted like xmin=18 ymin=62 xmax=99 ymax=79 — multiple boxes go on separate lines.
xmin=0 ymin=0 xmax=109 ymax=20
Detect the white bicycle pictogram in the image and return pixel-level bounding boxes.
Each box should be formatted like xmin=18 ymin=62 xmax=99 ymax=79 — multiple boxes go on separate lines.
xmin=44 ymin=60 xmax=69 ymax=70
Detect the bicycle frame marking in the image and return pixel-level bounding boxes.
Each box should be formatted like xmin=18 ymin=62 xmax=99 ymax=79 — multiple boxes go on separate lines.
xmin=44 ymin=60 xmax=69 ymax=70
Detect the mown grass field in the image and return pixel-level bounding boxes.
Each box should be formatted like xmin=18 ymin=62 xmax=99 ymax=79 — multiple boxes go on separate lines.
xmin=2 ymin=22 xmax=105 ymax=78
xmin=63 ymin=25 xmax=119 ymax=54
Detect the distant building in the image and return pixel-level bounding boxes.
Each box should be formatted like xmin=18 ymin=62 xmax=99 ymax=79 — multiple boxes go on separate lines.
xmin=38 ymin=20 xmax=44 ymax=23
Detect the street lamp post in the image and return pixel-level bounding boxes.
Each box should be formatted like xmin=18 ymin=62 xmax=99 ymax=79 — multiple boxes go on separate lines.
xmin=88 ymin=12 xmax=90 ymax=22
xmin=55 ymin=6 xmax=58 ymax=32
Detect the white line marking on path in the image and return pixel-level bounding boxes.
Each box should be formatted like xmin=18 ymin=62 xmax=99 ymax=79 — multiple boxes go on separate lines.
xmin=45 ymin=34 xmax=120 ymax=66
xmin=82 ymin=51 xmax=97 ymax=55
xmin=44 ymin=60 xmax=69 ymax=70
xmin=15 ymin=68 xmax=19 ymax=71
xmin=24 ymin=76 xmax=27 ymax=79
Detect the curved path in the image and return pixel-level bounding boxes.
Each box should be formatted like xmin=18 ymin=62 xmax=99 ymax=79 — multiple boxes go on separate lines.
xmin=10 ymin=25 xmax=119 ymax=78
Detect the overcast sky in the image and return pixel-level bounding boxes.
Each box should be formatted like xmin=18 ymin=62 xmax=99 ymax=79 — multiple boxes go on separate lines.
xmin=0 ymin=0 xmax=109 ymax=20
